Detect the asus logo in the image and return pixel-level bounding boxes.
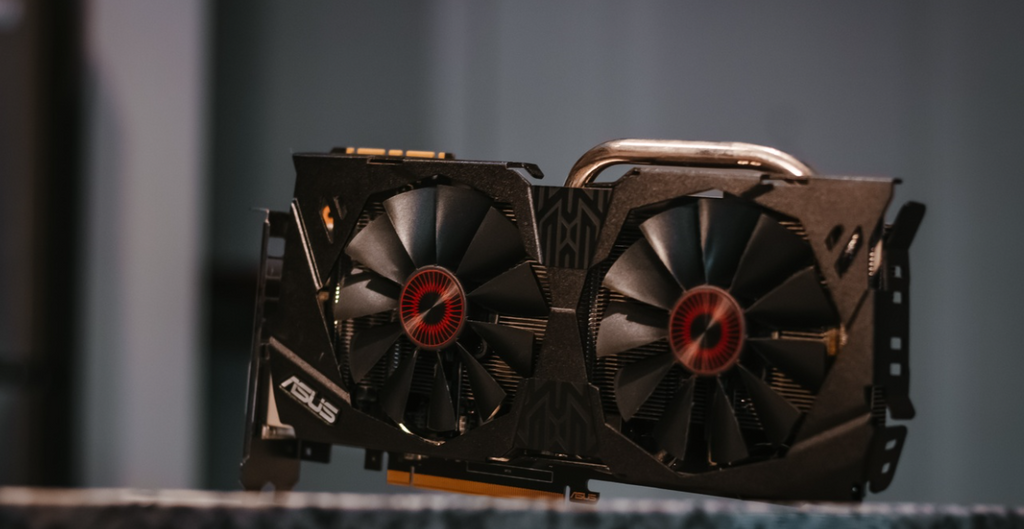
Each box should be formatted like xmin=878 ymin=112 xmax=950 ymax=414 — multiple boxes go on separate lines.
xmin=279 ymin=375 xmax=338 ymax=424
xmin=569 ymin=491 xmax=599 ymax=503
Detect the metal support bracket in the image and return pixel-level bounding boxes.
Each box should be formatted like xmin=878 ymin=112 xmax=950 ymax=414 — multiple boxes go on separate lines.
xmin=873 ymin=202 xmax=925 ymax=420
xmin=240 ymin=210 xmax=301 ymax=491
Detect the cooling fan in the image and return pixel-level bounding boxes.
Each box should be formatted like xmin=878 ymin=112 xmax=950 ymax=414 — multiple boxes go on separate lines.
xmin=596 ymin=195 xmax=840 ymax=467
xmin=334 ymin=184 xmax=548 ymax=434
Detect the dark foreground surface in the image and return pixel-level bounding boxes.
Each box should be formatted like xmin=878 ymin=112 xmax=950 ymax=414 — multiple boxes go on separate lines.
xmin=1 ymin=488 xmax=1022 ymax=529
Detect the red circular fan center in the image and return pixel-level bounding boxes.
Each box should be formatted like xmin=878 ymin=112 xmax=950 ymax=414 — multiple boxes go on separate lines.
xmin=399 ymin=267 xmax=466 ymax=350
xmin=669 ymin=286 xmax=745 ymax=376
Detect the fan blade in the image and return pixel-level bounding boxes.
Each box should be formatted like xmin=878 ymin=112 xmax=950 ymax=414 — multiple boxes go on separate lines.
xmin=706 ymin=378 xmax=749 ymax=465
xmin=345 ymin=215 xmax=414 ymax=284
xmin=467 ymin=262 xmax=548 ymax=317
xmin=333 ymin=274 xmax=400 ymax=321
xmin=614 ymin=352 xmax=676 ymax=421
xmin=457 ymin=343 xmax=507 ymax=421
xmin=748 ymin=337 xmax=829 ymax=391
xmin=468 ymin=321 xmax=534 ymax=376
xmin=652 ymin=376 xmax=696 ymax=459
xmin=700 ymin=197 xmax=761 ymax=288
xmin=640 ymin=204 xmax=705 ymax=289
xmin=745 ymin=267 xmax=838 ymax=329
xmin=436 ymin=186 xmax=493 ymax=269
xmin=736 ymin=365 xmax=801 ymax=445
xmin=603 ymin=238 xmax=681 ymax=310
xmin=427 ymin=353 xmax=458 ymax=431
xmin=457 ymin=208 xmax=525 ymax=281
xmin=595 ymin=301 xmax=667 ymax=357
xmin=380 ymin=349 xmax=419 ymax=425
xmin=349 ymin=322 xmax=402 ymax=383
xmin=730 ymin=214 xmax=814 ymax=301
xmin=384 ymin=187 xmax=437 ymax=268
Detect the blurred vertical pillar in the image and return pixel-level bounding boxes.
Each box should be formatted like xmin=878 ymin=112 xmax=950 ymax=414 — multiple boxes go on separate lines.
xmin=0 ymin=0 xmax=80 ymax=486
xmin=79 ymin=0 xmax=208 ymax=488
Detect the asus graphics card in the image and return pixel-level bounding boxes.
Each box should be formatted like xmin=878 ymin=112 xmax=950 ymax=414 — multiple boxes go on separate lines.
xmin=240 ymin=139 xmax=924 ymax=502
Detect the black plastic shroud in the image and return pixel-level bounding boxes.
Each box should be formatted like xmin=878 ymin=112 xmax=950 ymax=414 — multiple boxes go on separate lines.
xmin=240 ymin=150 xmax=922 ymax=502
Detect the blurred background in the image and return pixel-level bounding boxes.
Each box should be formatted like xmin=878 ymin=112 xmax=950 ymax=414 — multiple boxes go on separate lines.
xmin=1 ymin=0 xmax=1022 ymax=505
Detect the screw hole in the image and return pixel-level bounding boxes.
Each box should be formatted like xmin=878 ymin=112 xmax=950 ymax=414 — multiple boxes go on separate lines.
xmin=826 ymin=225 xmax=844 ymax=250
xmin=835 ymin=226 xmax=863 ymax=276
xmin=321 ymin=203 xmax=335 ymax=242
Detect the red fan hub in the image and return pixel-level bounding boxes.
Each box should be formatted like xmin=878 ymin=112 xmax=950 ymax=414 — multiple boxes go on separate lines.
xmin=669 ymin=286 xmax=745 ymax=376
xmin=399 ymin=267 xmax=466 ymax=350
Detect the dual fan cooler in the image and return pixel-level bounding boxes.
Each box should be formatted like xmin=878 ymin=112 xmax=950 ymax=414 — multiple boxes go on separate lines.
xmin=240 ymin=139 xmax=924 ymax=501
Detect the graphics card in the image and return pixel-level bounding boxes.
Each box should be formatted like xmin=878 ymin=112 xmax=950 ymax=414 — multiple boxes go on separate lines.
xmin=240 ymin=139 xmax=924 ymax=502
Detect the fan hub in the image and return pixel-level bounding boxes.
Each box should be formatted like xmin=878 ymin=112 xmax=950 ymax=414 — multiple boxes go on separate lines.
xmin=669 ymin=286 xmax=745 ymax=376
xmin=400 ymin=266 xmax=467 ymax=350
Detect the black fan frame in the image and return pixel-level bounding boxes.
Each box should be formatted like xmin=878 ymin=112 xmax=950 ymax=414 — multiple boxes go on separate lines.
xmin=331 ymin=181 xmax=548 ymax=440
xmin=589 ymin=194 xmax=841 ymax=471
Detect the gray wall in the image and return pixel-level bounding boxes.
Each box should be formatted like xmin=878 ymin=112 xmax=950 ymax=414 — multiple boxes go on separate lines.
xmin=198 ymin=1 xmax=1024 ymax=504
xmin=78 ymin=0 xmax=208 ymax=488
